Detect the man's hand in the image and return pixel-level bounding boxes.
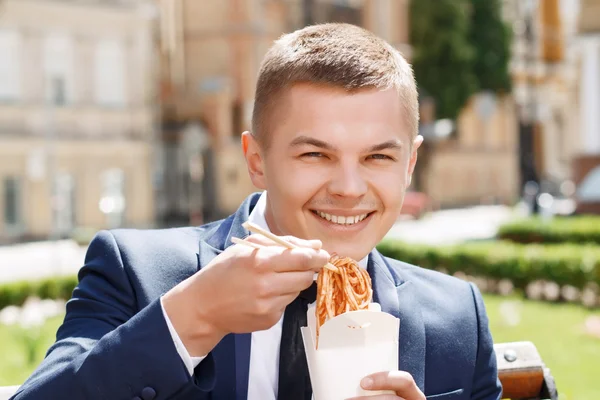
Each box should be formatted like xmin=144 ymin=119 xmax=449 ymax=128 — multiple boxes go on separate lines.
xmin=347 ymin=371 xmax=426 ymax=400
xmin=162 ymin=234 xmax=330 ymax=357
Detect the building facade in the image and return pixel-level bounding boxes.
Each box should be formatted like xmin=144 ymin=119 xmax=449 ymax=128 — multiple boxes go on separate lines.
xmin=0 ymin=0 xmax=158 ymax=242
xmin=575 ymin=0 xmax=600 ymax=212
xmin=414 ymin=0 xmax=522 ymax=209
xmin=502 ymin=0 xmax=580 ymax=187
xmin=419 ymin=93 xmax=520 ymax=208
xmin=502 ymin=0 xmax=600 ymax=213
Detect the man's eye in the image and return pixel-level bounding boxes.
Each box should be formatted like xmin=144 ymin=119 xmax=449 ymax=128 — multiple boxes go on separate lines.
xmin=301 ymin=152 xmax=324 ymax=158
xmin=368 ymin=154 xmax=394 ymax=160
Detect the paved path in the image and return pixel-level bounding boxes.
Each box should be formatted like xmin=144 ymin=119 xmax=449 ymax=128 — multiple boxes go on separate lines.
xmin=0 ymin=240 xmax=85 ymax=284
xmin=385 ymin=205 xmax=516 ymax=245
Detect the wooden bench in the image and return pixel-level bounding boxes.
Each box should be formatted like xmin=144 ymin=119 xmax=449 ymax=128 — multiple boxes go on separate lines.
xmin=495 ymin=342 xmax=558 ymax=400
xmin=0 ymin=342 xmax=558 ymax=400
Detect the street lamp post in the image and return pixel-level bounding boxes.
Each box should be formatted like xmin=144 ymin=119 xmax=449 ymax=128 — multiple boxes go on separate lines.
xmin=46 ymin=77 xmax=59 ymax=241
xmin=519 ymin=0 xmax=541 ymax=211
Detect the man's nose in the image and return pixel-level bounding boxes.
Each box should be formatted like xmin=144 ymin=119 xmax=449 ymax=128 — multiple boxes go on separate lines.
xmin=327 ymin=162 xmax=368 ymax=198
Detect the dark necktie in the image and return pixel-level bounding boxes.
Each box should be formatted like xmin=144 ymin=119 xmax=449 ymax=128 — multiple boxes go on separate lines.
xmin=277 ymin=281 xmax=317 ymax=400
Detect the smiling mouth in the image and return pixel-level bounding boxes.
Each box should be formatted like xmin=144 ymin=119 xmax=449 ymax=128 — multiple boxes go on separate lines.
xmin=311 ymin=210 xmax=374 ymax=226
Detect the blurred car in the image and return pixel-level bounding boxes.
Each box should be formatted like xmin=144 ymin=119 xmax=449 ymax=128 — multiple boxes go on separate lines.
xmin=532 ymin=178 xmax=577 ymax=216
xmin=400 ymin=191 xmax=430 ymax=219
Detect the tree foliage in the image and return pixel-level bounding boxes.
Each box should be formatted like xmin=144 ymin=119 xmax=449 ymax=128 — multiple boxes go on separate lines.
xmin=410 ymin=0 xmax=512 ymax=119
xmin=469 ymin=0 xmax=512 ymax=93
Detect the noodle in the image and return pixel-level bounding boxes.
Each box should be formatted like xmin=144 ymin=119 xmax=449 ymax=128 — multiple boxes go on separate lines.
xmin=315 ymin=254 xmax=373 ymax=347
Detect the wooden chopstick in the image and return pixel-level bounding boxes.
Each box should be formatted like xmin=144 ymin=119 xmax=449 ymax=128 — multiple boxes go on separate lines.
xmin=242 ymin=221 xmax=297 ymax=249
xmin=231 ymin=236 xmax=263 ymax=249
xmin=239 ymin=221 xmax=339 ymax=272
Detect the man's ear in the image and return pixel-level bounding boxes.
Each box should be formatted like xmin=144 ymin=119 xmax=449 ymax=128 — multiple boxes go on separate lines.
xmin=406 ymin=135 xmax=424 ymax=188
xmin=242 ymin=131 xmax=267 ymax=189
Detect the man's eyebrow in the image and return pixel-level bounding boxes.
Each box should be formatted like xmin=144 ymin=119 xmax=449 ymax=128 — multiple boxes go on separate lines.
xmin=289 ymin=136 xmax=403 ymax=152
xmin=289 ymin=135 xmax=338 ymax=151
xmin=365 ymin=139 xmax=403 ymax=152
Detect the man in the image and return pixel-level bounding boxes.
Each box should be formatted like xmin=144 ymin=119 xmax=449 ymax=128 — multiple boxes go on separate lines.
xmin=12 ymin=23 xmax=501 ymax=400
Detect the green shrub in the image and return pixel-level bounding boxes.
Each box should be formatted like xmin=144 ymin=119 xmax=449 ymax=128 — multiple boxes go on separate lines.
xmin=377 ymin=240 xmax=600 ymax=290
xmin=0 ymin=276 xmax=78 ymax=310
xmin=498 ymin=216 xmax=600 ymax=245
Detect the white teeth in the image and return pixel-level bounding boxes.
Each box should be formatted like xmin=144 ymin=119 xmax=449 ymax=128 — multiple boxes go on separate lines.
xmin=316 ymin=211 xmax=369 ymax=225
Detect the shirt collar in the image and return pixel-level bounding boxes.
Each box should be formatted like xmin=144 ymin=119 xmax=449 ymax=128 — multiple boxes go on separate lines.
xmin=247 ymin=191 xmax=369 ymax=269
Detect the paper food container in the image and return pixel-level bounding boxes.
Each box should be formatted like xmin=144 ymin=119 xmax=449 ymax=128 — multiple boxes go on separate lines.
xmin=301 ymin=303 xmax=400 ymax=400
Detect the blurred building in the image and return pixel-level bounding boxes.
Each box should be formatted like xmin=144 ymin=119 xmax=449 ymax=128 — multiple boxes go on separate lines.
xmin=156 ymin=0 xmax=411 ymax=225
xmin=415 ymin=2 xmax=522 ymax=209
xmin=502 ymin=0 xmax=600 ymax=213
xmin=574 ymin=0 xmax=600 ymax=213
xmin=0 ymin=0 xmax=158 ymax=243
xmin=502 ymin=0 xmax=579 ymax=191
xmin=417 ymin=92 xmax=520 ymax=208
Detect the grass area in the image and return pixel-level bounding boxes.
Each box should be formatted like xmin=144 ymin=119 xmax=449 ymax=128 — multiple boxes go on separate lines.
xmin=484 ymin=294 xmax=600 ymax=400
xmin=0 ymin=297 xmax=598 ymax=399
xmin=0 ymin=315 xmax=64 ymax=386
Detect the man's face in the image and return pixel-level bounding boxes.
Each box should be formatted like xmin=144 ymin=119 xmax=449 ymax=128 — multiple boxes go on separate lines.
xmin=243 ymin=83 xmax=422 ymax=261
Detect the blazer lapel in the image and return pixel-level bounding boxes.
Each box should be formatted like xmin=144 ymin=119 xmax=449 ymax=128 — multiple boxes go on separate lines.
xmin=368 ymin=251 xmax=426 ymax=392
xmin=196 ymin=193 xmax=261 ymax=399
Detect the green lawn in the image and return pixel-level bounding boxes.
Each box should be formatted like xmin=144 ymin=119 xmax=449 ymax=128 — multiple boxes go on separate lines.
xmin=1 ymin=296 xmax=599 ymax=399
xmin=484 ymin=294 xmax=600 ymax=400
xmin=0 ymin=315 xmax=64 ymax=387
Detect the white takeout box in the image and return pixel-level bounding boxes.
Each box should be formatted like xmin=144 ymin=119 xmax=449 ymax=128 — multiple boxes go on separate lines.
xmin=301 ymin=303 xmax=400 ymax=400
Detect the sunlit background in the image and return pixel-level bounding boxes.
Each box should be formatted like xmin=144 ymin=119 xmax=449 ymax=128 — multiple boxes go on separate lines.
xmin=0 ymin=1 xmax=599 ymax=399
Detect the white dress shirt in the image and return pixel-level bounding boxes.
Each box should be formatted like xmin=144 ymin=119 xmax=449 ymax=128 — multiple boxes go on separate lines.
xmin=161 ymin=191 xmax=368 ymax=399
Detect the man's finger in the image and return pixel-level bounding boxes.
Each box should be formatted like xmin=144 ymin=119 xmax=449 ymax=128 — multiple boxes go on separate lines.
xmin=346 ymin=396 xmax=404 ymax=400
xmin=272 ymin=247 xmax=330 ymax=273
xmin=259 ymin=271 xmax=315 ymax=296
xmin=359 ymin=371 xmax=425 ymax=400
xmin=240 ymin=242 xmax=329 ymax=273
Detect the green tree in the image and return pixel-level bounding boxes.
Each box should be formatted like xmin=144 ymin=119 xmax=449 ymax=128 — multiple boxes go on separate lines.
xmin=410 ymin=0 xmax=477 ymax=120
xmin=469 ymin=0 xmax=512 ymax=92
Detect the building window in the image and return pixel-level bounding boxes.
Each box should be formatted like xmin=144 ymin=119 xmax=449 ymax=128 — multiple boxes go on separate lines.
xmin=100 ymin=168 xmax=126 ymax=228
xmin=50 ymin=76 xmax=67 ymax=106
xmin=53 ymin=173 xmax=76 ymax=235
xmin=3 ymin=177 xmax=22 ymax=228
xmin=43 ymin=34 xmax=74 ymax=105
xmin=0 ymin=29 xmax=21 ymax=101
xmin=94 ymin=39 xmax=127 ymax=107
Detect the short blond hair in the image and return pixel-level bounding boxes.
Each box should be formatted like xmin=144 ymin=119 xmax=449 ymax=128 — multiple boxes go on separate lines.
xmin=251 ymin=23 xmax=419 ymax=147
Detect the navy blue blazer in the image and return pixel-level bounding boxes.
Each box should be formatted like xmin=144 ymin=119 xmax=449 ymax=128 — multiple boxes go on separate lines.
xmin=12 ymin=193 xmax=501 ymax=400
